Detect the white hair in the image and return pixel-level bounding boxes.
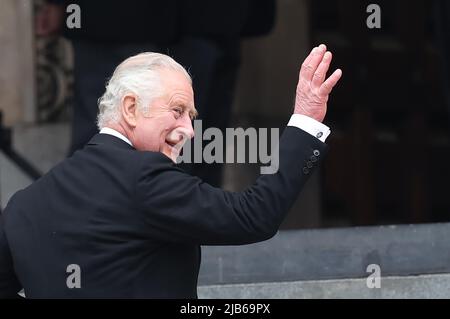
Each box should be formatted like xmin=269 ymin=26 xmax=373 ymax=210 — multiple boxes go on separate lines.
xmin=97 ymin=52 xmax=191 ymax=130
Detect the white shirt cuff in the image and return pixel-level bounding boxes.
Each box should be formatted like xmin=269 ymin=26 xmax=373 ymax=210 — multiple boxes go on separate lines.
xmin=287 ymin=114 xmax=331 ymax=142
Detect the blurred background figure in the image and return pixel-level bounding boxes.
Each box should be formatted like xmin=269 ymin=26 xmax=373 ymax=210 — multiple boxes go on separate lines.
xmin=171 ymin=0 xmax=276 ymax=187
xmin=35 ymin=0 xmax=275 ymax=187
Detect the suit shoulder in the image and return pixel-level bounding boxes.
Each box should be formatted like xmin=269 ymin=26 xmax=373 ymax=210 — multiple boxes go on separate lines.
xmin=137 ymin=151 xmax=179 ymax=173
xmin=1 ymin=188 xmax=25 ymax=220
xmin=138 ymin=151 xmax=175 ymax=166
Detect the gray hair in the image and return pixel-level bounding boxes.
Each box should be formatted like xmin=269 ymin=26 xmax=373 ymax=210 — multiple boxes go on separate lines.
xmin=97 ymin=52 xmax=192 ymax=130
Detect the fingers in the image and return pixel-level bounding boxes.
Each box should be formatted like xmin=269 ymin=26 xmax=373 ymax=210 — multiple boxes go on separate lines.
xmin=319 ymin=69 xmax=342 ymax=96
xmin=312 ymin=51 xmax=332 ymax=89
xmin=298 ymin=44 xmax=342 ymax=96
xmin=299 ymin=46 xmax=316 ymax=72
xmin=300 ymin=44 xmax=326 ymax=82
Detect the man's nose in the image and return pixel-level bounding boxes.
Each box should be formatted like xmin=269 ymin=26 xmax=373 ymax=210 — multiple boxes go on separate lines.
xmin=180 ymin=116 xmax=195 ymax=140
xmin=172 ymin=123 xmax=194 ymax=144
xmin=182 ymin=123 xmax=195 ymax=140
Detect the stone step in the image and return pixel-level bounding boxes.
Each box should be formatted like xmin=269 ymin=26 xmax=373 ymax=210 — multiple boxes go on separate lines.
xmin=198 ymin=273 xmax=450 ymax=298
xmin=198 ymin=223 xmax=450 ymax=285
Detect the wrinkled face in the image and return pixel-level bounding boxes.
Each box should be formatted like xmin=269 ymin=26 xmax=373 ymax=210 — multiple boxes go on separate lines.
xmin=130 ymin=69 xmax=196 ymax=161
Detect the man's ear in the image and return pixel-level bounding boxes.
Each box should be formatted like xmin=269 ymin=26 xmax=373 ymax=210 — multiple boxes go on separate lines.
xmin=121 ymin=94 xmax=138 ymax=127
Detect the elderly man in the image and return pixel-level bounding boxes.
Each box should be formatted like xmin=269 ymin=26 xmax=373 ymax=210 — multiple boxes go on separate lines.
xmin=0 ymin=45 xmax=341 ymax=298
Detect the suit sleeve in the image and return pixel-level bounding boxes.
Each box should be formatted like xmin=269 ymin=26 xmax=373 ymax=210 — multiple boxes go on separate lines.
xmin=136 ymin=126 xmax=328 ymax=245
xmin=0 ymin=213 xmax=22 ymax=298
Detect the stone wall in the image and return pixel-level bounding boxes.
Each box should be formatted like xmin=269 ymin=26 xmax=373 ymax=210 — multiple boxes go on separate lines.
xmin=198 ymin=223 xmax=450 ymax=298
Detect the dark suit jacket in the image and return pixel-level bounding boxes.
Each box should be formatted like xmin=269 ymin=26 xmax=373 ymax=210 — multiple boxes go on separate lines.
xmin=0 ymin=126 xmax=327 ymax=298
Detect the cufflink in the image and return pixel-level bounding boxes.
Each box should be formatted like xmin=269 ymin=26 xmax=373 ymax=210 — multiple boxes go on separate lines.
xmin=313 ymin=149 xmax=320 ymax=156
xmin=316 ymin=132 xmax=323 ymax=139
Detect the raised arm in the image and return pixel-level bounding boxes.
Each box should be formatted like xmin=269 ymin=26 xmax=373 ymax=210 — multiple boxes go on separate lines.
xmin=137 ymin=45 xmax=342 ymax=245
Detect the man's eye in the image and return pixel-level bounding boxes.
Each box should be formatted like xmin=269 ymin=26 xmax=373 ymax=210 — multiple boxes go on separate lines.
xmin=173 ymin=107 xmax=183 ymax=117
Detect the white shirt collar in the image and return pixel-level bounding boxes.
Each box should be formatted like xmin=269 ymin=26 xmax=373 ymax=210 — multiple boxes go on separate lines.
xmin=99 ymin=127 xmax=133 ymax=146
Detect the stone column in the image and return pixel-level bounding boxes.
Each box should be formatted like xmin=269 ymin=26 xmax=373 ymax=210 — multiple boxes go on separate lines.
xmin=0 ymin=0 xmax=36 ymax=126
xmin=0 ymin=0 xmax=36 ymax=208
